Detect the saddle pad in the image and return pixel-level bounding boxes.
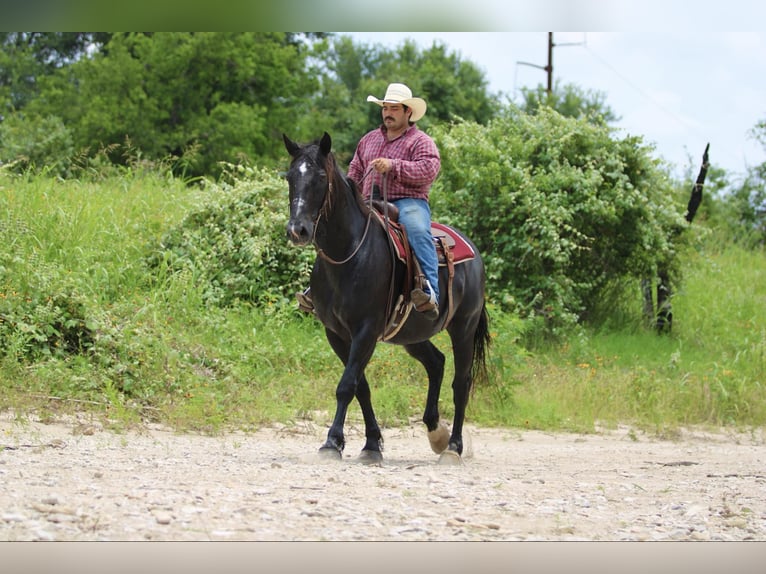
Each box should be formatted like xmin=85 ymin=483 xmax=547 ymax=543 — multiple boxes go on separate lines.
xmin=384 ymin=218 xmax=475 ymax=266
xmin=431 ymin=222 xmax=475 ymax=264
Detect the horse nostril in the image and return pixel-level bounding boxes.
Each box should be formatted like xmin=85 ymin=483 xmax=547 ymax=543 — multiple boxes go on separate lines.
xmin=287 ymin=221 xmax=310 ymax=243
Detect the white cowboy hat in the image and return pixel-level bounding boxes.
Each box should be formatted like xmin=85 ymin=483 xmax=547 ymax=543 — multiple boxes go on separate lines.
xmin=367 ymin=83 xmax=427 ymax=122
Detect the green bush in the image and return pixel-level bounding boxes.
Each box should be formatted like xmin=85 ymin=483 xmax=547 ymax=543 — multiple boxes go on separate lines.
xmin=147 ymin=164 xmax=314 ymax=307
xmin=431 ymin=108 xmax=687 ymax=332
xmin=0 ymin=112 xmax=74 ymax=177
xmin=0 ymin=218 xmax=94 ymax=359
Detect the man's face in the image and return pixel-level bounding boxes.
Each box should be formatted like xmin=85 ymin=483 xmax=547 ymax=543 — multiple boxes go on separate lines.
xmin=381 ymin=103 xmax=410 ymax=132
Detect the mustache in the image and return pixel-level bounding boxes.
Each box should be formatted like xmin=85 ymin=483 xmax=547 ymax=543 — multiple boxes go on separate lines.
xmin=384 ymin=116 xmax=395 ymax=122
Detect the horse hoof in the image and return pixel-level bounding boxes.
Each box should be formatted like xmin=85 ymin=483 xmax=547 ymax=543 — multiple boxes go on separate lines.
xmin=428 ymin=422 xmax=450 ymax=454
xmin=317 ymin=446 xmax=342 ymax=462
xmin=357 ymin=449 xmax=383 ymax=465
xmin=437 ymin=449 xmax=464 ymax=466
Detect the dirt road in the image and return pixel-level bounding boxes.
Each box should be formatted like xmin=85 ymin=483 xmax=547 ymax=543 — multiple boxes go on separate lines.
xmin=1 ymin=412 xmax=764 ymax=541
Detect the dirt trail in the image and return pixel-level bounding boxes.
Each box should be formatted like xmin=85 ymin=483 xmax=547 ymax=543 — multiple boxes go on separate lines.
xmin=1 ymin=412 xmax=764 ymax=541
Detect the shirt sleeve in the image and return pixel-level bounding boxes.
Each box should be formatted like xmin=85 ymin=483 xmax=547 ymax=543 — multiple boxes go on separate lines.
xmin=391 ymin=133 xmax=441 ymax=187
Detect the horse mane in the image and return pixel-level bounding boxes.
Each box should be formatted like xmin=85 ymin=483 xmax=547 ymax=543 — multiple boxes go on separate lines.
xmin=323 ymin=148 xmax=372 ymax=217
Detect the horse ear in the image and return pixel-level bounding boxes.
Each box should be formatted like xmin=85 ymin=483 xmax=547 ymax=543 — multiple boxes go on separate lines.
xmin=319 ymin=132 xmax=332 ymax=155
xmin=283 ymin=133 xmax=300 ymax=157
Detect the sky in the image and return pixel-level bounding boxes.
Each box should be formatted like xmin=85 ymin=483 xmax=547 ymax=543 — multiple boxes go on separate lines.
xmin=345 ymin=31 xmax=766 ymax=180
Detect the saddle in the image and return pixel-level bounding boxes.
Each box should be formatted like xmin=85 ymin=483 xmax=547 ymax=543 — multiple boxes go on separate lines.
xmin=369 ymin=201 xmax=476 ymax=341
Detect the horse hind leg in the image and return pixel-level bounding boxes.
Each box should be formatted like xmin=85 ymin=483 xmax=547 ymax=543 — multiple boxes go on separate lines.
xmin=403 ymin=341 xmax=448 ymax=455
xmin=438 ymin=322 xmax=480 ymax=465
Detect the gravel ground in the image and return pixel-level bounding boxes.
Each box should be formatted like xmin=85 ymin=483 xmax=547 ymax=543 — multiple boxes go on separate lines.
xmin=1 ymin=411 xmax=765 ymax=542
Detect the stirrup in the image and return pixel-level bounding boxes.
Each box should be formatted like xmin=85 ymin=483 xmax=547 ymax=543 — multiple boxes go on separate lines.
xmin=296 ymin=289 xmax=314 ymax=314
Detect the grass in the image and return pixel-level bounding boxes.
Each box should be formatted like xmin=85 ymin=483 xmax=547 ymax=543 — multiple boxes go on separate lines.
xmin=1 ymin=168 xmax=764 ymax=437
xmin=474 ymin=241 xmax=766 ymax=433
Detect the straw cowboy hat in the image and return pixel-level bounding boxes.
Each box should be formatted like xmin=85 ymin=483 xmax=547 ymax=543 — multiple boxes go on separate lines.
xmin=367 ymin=83 xmax=427 ymax=122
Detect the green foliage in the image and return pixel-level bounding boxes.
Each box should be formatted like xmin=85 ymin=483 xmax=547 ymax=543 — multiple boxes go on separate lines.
xmin=302 ymin=35 xmax=502 ymax=163
xmin=519 ymin=79 xmax=620 ymax=125
xmin=0 ymin=169 xmax=764 ymax=436
xmin=431 ymin=107 xmax=687 ymax=332
xmin=1 ymin=33 xmax=109 ymax=114
xmin=0 ymin=269 xmax=95 ymax=361
xmin=0 ymin=161 xmax=206 ymax=402
xmin=22 ymin=32 xmax=318 ymax=178
xmin=720 ymin=169 xmax=766 ymax=248
xmin=148 ymin=164 xmax=313 ymax=307
xmin=0 ymin=112 xmax=74 ymax=176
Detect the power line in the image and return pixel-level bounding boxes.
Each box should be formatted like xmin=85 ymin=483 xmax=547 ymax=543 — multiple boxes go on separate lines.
xmin=582 ymin=42 xmax=705 ymax=139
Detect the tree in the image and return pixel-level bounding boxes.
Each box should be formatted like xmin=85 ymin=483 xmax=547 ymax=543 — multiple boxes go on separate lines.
xmin=23 ymin=33 xmax=319 ymax=177
xmin=519 ymin=79 xmax=619 ymax=125
xmin=0 ymin=33 xmax=109 ymax=116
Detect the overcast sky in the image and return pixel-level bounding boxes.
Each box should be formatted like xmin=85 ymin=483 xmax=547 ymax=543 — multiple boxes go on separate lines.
xmin=345 ymin=31 xmax=766 ymax=180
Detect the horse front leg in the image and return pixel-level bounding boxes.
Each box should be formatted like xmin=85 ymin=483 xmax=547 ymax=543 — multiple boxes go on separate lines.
xmin=320 ymin=328 xmax=378 ymax=461
xmin=355 ymin=374 xmax=384 ymax=463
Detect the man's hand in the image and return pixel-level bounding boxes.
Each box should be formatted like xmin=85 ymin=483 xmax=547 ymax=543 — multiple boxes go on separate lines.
xmin=371 ymin=158 xmax=392 ymax=174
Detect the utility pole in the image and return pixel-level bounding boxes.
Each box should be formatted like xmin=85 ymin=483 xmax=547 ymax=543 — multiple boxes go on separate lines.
xmin=516 ymin=33 xmax=585 ymax=96
xmin=517 ymin=33 xmax=555 ymax=95
xmin=546 ymin=32 xmax=553 ymax=95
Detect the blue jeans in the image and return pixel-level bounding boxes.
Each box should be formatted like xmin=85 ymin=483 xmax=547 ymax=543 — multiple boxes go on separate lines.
xmin=393 ymin=198 xmax=440 ymax=301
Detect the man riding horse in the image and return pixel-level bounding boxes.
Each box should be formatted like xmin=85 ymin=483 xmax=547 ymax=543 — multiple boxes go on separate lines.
xmin=298 ymin=82 xmax=441 ymax=319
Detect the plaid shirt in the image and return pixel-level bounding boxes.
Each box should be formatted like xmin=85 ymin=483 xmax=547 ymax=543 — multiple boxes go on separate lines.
xmin=347 ymin=125 xmax=440 ymax=201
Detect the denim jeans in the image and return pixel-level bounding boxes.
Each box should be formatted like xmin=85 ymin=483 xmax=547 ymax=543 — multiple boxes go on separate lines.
xmin=393 ymin=198 xmax=440 ymax=300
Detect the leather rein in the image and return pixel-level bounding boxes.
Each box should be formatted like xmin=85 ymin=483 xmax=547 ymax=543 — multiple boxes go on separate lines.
xmin=312 ymin=166 xmax=378 ymax=266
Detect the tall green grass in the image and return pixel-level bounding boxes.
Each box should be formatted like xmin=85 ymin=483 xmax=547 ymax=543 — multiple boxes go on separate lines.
xmin=469 ymin=242 xmax=765 ymax=433
xmin=1 ymin=169 xmax=764 ymax=435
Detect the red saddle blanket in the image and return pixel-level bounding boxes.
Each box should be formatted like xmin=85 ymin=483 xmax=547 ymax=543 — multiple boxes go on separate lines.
xmin=385 ymin=219 xmax=475 ymax=266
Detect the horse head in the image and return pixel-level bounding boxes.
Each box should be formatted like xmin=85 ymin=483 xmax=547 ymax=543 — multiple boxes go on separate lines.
xmin=283 ymin=132 xmax=333 ymax=246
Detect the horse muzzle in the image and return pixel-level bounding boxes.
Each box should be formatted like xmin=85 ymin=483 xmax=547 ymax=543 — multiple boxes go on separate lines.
xmin=286 ymin=219 xmax=313 ymax=246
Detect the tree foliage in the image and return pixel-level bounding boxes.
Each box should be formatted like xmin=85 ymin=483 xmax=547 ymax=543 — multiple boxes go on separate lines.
xmin=1 ymin=31 xmax=758 ymax=335
xmin=0 ymin=32 xmax=110 ymax=115
xmin=17 ymin=33 xmax=319 ymax=176
xmin=431 ymin=107 xmax=685 ymax=331
xmin=519 ymin=79 xmax=619 ymax=125
xmin=300 ymin=35 xmax=502 ymax=163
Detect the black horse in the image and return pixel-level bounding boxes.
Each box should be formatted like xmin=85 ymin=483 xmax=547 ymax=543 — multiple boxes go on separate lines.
xmin=283 ymin=132 xmax=490 ymax=464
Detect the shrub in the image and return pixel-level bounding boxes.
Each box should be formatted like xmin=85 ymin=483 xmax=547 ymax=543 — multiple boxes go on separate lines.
xmin=431 ymin=108 xmax=687 ymax=333
xmin=0 ymin=112 xmax=74 ymax=177
xmin=147 ymin=164 xmax=314 ymax=307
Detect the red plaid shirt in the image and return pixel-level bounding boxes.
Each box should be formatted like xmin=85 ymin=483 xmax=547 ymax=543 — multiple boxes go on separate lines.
xmin=347 ymin=125 xmax=440 ymax=201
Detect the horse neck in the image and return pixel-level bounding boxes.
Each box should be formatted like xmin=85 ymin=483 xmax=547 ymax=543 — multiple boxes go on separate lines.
xmin=315 ymin=173 xmax=370 ymax=256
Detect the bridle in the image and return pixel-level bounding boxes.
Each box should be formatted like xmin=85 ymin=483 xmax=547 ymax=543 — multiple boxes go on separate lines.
xmin=312 ymin=165 xmax=377 ymax=266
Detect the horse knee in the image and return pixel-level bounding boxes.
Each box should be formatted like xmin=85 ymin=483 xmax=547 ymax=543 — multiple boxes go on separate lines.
xmin=335 ymin=376 xmax=359 ymax=405
xmin=336 ymin=386 xmax=354 ymax=405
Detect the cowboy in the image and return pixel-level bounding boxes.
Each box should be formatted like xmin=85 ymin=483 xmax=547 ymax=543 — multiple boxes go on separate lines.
xmin=297 ymin=83 xmax=441 ymax=320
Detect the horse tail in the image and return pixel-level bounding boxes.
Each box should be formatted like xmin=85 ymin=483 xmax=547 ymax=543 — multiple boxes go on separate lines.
xmin=470 ymin=300 xmax=491 ymax=390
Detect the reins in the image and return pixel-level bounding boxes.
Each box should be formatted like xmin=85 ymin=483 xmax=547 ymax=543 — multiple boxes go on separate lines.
xmin=313 ymin=166 xmax=376 ymax=266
